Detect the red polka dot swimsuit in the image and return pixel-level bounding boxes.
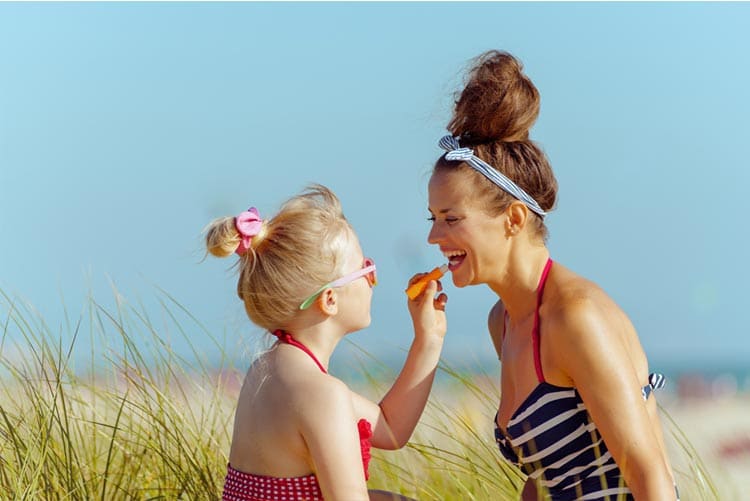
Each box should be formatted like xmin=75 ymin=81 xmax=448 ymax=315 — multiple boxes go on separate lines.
xmin=222 ymin=330 xmax=373 ymax=501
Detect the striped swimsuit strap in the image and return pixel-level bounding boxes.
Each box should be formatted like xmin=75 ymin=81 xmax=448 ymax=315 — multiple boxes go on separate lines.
xmin=642 ymin=372 xmax=666 ymax=400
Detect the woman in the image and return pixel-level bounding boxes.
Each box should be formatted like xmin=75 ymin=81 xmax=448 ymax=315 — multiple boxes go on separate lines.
xmin=206 ymin=185 xmax=447 ymax=500
xmin=425 ymin=51 xmax=677 ymax=500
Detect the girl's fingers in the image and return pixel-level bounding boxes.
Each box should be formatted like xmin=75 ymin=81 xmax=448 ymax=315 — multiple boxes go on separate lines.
xmin=434 ymin=292 xmax=448 ymax=311
xmin=407 ymin=273 xmax=428 ymax=288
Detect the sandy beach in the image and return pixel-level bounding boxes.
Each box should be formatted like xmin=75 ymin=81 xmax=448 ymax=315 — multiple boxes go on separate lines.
xmin=661 ymin=392 xmax=750 ymax=500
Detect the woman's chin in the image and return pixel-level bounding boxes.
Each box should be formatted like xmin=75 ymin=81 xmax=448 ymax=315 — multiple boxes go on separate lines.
xmin=449 ymin=263 xmax=472 ymax=288
xmin=450 ymin=273 xmax=471 ymax=289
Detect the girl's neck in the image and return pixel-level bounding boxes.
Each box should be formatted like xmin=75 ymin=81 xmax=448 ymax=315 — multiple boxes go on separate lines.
xmin=276 ymin=323 xmax=344 ymax=372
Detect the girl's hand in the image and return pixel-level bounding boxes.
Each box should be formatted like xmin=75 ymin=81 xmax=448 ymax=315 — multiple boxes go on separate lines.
xmin=406 ymin=273 xmax=447 ymax=341
xmin=351 ymin=274 xmax=448 ymax=451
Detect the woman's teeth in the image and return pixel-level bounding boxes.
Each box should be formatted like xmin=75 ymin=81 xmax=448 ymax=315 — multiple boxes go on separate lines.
xmin=443 ymin=250 xmax=466 ymax=267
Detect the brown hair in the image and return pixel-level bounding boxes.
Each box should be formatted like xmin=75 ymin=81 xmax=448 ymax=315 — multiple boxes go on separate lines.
xmin=436 ymin=50 xmax=558 ymax=240
xmin=205 ymin=184 xmax=353 ymax=331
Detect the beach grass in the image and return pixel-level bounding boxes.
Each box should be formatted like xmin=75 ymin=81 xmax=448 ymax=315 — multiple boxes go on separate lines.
xmin=0 ymin=289 xmax=720 ymax=500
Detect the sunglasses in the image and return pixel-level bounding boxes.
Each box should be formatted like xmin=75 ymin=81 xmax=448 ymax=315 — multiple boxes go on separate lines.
xmin=299 ymin=257 xmax=377 ymax=310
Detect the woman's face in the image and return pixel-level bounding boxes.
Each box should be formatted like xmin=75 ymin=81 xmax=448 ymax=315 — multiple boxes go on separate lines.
xmin=427 ymin=170 xmax=507 ymax=288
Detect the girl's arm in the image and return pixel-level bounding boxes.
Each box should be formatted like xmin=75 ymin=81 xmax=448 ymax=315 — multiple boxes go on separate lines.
xmin=353 ymin=278 xmax=447 ymax=450
xmin=555 ymin=297 xmax=676 ymax=500
xmin=301 ymin=377 xmax=370 ymax=501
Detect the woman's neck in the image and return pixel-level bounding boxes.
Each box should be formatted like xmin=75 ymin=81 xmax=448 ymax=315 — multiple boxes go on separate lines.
xmin=488 ymin=245 xmax=550 ymax=320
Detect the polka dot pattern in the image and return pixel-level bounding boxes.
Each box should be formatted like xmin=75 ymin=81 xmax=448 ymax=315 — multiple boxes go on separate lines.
xmin=222 ymin=465 xmax=323 ymax=500
xmin=222 ymin=418 xmax=372 ymax=500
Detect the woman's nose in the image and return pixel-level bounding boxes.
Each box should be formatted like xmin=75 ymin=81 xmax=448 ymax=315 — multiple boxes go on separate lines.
xmin=427 ymin=224 xmax=441 ymax=245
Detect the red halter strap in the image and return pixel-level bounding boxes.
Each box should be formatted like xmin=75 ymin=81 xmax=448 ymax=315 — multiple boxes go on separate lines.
xmin=272 ymin=329 xmax=327 ymax=374
xmin=531 ymin=258 xmax=554 ymax=383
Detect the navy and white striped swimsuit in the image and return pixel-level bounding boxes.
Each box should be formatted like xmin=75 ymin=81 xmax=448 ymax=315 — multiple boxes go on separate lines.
xmin=494 ymin=259 xmax=668 ymax=500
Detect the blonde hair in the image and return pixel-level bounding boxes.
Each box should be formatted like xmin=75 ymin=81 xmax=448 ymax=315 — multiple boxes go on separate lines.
xmin=205 ymin=184 xmax=353 ymax=330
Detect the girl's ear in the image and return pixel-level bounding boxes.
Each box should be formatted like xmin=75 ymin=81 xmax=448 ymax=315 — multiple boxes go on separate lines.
xmin=316 ymin=288 xmax=338 ymax=316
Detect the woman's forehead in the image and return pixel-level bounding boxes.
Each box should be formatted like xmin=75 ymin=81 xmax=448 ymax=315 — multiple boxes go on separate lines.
xmin=428 ymin=171 xmax=477 ymax=209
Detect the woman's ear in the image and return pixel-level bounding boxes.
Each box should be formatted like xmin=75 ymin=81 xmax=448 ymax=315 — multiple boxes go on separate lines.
xmin=315 ymin=288 xmax=338 ymax=316
xmin=506 ymin=201 xmax=530 ymax=236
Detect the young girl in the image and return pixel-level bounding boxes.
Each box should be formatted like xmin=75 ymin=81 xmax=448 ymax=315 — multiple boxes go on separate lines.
xmin=205 ymin=184 xmax=447 ymax=501
xmin=425 ymin=51 xmax=678 ymax=499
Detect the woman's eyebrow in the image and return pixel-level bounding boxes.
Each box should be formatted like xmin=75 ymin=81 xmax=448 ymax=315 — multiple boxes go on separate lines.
xmin=428 ymin=207 xmax=455 ymax=215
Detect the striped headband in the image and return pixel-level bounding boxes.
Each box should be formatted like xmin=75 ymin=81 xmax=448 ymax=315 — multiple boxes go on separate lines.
xmin=438 ymin=135 xmax=547 ymax=217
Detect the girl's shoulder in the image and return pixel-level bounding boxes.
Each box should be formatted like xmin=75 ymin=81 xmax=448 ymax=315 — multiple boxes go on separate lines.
xmin=250 ymin=351 xmax=354 ymax=411
xmin=288 ymin=375 xmax=361 ymax=438
xmin=285 ymin=371 xmax=355 ymax=415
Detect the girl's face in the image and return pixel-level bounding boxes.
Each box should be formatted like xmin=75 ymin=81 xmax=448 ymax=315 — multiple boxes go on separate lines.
xmin=334 ymin=232 xmax=375 ymax=332
xmin=427 ymin=170 xmax=507 ymax=288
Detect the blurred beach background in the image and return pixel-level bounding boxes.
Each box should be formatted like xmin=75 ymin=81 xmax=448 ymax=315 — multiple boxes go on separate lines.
xmin=1 ymin=2 xmax=749 ymax=499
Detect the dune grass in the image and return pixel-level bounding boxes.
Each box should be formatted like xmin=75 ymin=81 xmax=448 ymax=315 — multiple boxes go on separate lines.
xmin=0 ymin=289 xmax=719 ymax=500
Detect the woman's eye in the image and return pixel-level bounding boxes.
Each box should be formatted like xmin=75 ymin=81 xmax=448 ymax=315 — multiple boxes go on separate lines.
xmin=427 ymin=215 xmax=460 ymax=224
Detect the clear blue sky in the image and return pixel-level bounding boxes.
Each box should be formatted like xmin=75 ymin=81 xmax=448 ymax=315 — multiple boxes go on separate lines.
xmin=1 ymin=3 xmax=748 ymax=374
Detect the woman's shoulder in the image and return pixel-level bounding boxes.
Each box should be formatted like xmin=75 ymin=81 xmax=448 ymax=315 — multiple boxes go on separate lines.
xmin=488 ymin=299 xmax=506 ymax=327
xmin=545 ymin=264 xmax=653 ymax=399
xmin=548 ymin=263 xmax=619 ymax=316
xmin=488 ymin=300 xmax=506 ymax=358
xmin=545 ymin=263 xmax=627 ymax=343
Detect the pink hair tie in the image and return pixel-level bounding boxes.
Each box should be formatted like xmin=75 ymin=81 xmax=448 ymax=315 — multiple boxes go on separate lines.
xmin=234 ymin=207 xmax=263 ymax=255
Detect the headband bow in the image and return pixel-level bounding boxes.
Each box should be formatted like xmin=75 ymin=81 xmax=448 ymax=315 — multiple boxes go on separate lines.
xmin=235 ymin=207 xmax=263 ymax=255
xmin=438 ymin=135 xmax=547 ymax=217
xmin=440 ymin=136 xmax=474 ymax=162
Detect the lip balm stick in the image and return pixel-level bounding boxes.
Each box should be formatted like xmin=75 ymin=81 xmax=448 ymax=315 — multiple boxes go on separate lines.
xmin=405 ymin=264 xmax=449 ymax=300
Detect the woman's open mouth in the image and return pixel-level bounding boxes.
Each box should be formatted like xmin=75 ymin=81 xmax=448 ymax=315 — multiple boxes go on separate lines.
xmin=443 ymin=250 xmax=467 ymax=271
